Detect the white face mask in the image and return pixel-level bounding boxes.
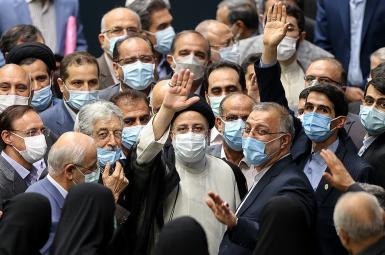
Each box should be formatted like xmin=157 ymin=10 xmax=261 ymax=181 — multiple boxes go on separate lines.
xmin=173 ymin=55 xmax=206 ymax=81
xmin=172 ymin=132 xmax=207 ymax=163
xmin=0 ymin=95 xmax=29 ymax=113
xmin=277 ymin=36 xmax=298 ymax=61
xmin=12 ymin=133 xmax=47 ymax=163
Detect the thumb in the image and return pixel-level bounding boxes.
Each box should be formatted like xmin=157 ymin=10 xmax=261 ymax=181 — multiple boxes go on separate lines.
xmin=184 ymin=96 xmax=200 ymax=107
xmin=323 ymin=172 xmax=334 ymax=186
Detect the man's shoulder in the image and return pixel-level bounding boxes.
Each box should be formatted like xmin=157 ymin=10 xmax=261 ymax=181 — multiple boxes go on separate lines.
xmin=39 ymin=100 xmax=64 ymax=118
xmin=99 ymin=83 xmax=120 ymax=100
xmin=207 ymin=154 xmax=234 ymax=173
xmin=207 ymin=144 xmax=222 ymax=158
xmin=26 ymin=178 xmax=47 ymax=193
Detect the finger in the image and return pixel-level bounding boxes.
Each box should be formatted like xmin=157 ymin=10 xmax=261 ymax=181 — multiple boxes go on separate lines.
xmin=184 ymin=96 xmax=200 ymax=108
xmin=276 ymin=2 xmax=282 ymax=22
xmin=112 ymin=162 xmax=123 ymax=177
xmin=208 ymin=192 xmax=222 ymax=205
xmin=170 ymin=72 xmax=178 ymax=86
xmin=272 ymin=2 xmax=278 ymax=21
xmin=267 ymin=5 xmax=273 ymax=22
xmin=206 ymin=198 xmax=217 ymax=212
xmin=103 ymin=163 xmax=111 ymax=178
xmin=220 ymin=202 xmax=231 ymax=215
xmin=176 ymin=69 xmax=185 ymax=86
xmin=323 ymin=172 xmax=335 ymax=186
xmin=251 ymin=73 xmax=256 ymax=86
xmin=281 ymin=3 xmax=287 ymax=24
xmin=184 ymin=72 xmax=194 ymax=92
xmin=283 ymin=22 xmax=290 ymax=36
xmin=181 ymin=69 xmax=190 ymax=88
xmin=212 ymin=193 xmax=225 ymax=206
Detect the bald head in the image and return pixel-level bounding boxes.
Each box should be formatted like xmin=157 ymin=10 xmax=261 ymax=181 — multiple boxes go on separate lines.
xmin=195 ymin=20 xmax=233 ymax=50
xmin=0 ymin=64 xmax=31 ymax=97
xmin=334 ymin=192 xmax=384 ymax=245
xmin=48 ymin=132 xmax=96 ymax=176
xmin=151 ymin=79 xmax=169 ymax=113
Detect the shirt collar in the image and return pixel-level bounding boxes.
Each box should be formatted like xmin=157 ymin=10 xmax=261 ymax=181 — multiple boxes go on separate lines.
xmin=311 ymin=138 xmax=339 ymax=165
xmin=63 ymin=101 xmax=77 ymax=121
xmin=47 ymin=174 xmax=68 ymax=198
xmin=210 ymin=127 xmax=222 ymax=144
xmin=220 ymin=145 xmax=250 ymax=168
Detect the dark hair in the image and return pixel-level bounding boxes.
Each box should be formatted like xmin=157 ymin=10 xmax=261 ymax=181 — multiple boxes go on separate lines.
xmin=241 ymin=53 xmax=262 ymax=72
xmin=170 ymin=30 xmax=210 ymax=59
xmin=0 ymin=105 xmax=35 ymax=149
xmin=19 ymin=57 xmax=50 ymax=74
xmin=203 ymin=61 xmax=246 ymax=92
xmin=310 ymin=57 xmax=347 ymax=86
xmin=299 ymin=87 xmax=310 ymax=100
xmin=112 ymin=32 xmax=155 ymax=62
xmin=306 ymin=84 xmax=348 ymax=117
xmin=131 ymin=0 xmax=169 ymax=31
xmin=285 ymin=3 xmax=305 ymax=33
xmin=219 ymin=0 xmax=259 ymax=30
xmin=110 ymin=89 xmax=150 ymax=107
xmin=371 ymin=63 xmax=385 ymax=79
xmin=59 ymin=52 xmax=99 ymax=81
xmin=0 ymin=25 xmax=43 ymax=55
xmin=365 ymin=77 xmax=385 ymax=96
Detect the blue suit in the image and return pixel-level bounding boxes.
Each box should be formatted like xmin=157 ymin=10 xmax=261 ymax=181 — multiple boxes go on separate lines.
xmin=219 ymin=156 xmax=316 ymax=255
xmin=0 ymin=0 xmax=87 ymax=65
xmin=40 ymin=100 xmax=74 ymax=138
xmin=26 ymin=177 xmax=65 ymax=255
xmin=314 ymin=0 xmax=385 ymax=87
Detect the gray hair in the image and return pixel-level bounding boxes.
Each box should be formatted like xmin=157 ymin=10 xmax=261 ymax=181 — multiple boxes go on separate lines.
xmin=252 ymin=102 xmax=295 ymax=138
xmin=371 ymin=47 xmax=385 ymax=64
xmin=218 ymin=92 xmax=256 ymax=117
xmin=47 ymin=144 xmax=88 ymax=176
xmin=333 ymin=192 xmax=384 ymax=243
xmin=74 ymin=100 xmax=123 ymax=136
xmin=359 ymin=183 xmax=385 ymax=209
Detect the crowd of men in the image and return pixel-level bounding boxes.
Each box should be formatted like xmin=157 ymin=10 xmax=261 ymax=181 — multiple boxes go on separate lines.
xmin=0 ymin=0 xmax=385 ymax=254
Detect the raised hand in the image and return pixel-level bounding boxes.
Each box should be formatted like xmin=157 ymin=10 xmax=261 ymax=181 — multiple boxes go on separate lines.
xmin=162 ymin=69 xmax=200 ymax=113
xmin=263 ymin=2 xmax=289 ymax=47
xmin=320 ymin=149 xmax=355 ymax=192
xmin=102 ymin=161 xmax=129 ymax=202
xmin=206 ymin=192 xmax=237 ymax=229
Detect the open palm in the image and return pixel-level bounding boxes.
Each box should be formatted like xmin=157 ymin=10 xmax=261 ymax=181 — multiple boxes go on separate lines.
xmin=263 ymin=2 xmax=289 ymax=47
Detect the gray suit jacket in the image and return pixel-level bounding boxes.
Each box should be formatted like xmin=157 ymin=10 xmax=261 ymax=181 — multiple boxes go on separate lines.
xmin=97 ymin=54 xmax=116 ymax=90
xmin=99 ymin=83 xmax=120 ymax=101
xmin=207 ymin=144 xmax=222 ymax=159
xmin=238 ymin=35 xmax=334 ymax=71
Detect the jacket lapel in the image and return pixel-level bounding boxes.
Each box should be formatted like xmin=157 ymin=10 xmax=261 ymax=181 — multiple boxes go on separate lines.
xmin=42 ymin=177 xmax=65 ymax=208
xmin=339 ymin=0 xmax=351 ymax=40
xmin=236 ymin=156 xmax=291 ymax=216
xmin=361 ymin=0 xmax=379 ymax=45
xmin=0 ymin=154 xmax=27 ymax=193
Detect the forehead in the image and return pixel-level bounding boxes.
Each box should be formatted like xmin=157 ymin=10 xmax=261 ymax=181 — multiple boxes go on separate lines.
xmin=172 ymin=111 xmax=208 ymax=127
xmin=12 ymin=110 xmax=43 ymax=129
xmin=116 ymin=99 xmax=150 ymax=115
xmin=93 ymin=116 xmax=122 ymax=131
xmin=20 ymin=59 xmax=49 ymax=74
xmin=0 ymin=66 xmax=30 ymax=85
xmin=66 ymin=63 xmax=98 ymax=80
xmin=306 ymin=91 xmax=334 ymax=108
xmin=306 ymin=60 xmax=339 ymax=78
xmin=104 ymin=9 xmax=139 ymax=28
xmin=247 ymin=109 xmax=280 ymax=128
xmin=209 ymin=67 xmax=240 ymax=86
xmin=119 ymin=38 xmax=153 ymax=57
xmin=151 ymin=8 xmax=172 ymax=24
xmin=286 ymin=15 xmax=299 ymax=29
xmin=366 ymin=84 xmax=385 ymax=98
xmin=222 ymin=95 xmax=254 ymax=113
xmin=207 ymin=24 xmax=233 ymax=43
xmin=174 ymin=33 xmax=209 ymax=53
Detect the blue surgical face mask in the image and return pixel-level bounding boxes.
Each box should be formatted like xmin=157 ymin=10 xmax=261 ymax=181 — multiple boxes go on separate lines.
xmin=208 ymin=95 xmax=225 ymax=117
xmin=65 ymin=89 xmax=99 ymax=111
xmin=302 ymin=112 xmax=339 ymax=142
xmin=121 ymin=61 xmax=154 ymax=90
xmin=108 ymin=35 xmax=126 ymax=57
xmin=122 ymin=125 xmax=144 ymax=150
xmin=31 ymin=85 xmax=53 ymax=111
xmin=76 ymin=167 xmax=100 ymax=184
xmin=154 ymin=26 xmax=175 ymax=55
xmin=97 ymin=147 xmax=122 ymax=167
xmin=359 ymin=105 xmax=385 ymax=136
xmin=222 ymin=119 xmax=245 ymax=151
xmin=242 ymin=135 xmax=282 ymax=166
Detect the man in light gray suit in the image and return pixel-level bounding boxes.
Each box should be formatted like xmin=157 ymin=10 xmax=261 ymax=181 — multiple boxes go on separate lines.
xmin=0 ymin=105 xmax=47 ymax=200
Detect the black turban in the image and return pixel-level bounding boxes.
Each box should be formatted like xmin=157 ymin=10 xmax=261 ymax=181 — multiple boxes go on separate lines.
xmin=6 ymin=42 xmax=56 ymax=71
xmin=172 ymin=95 xmax=215 ymax=129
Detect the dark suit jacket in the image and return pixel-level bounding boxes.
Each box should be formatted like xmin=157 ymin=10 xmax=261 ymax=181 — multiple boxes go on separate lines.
xmin=357 ymin=236 xmax=385 ymax=255
xmin=255 ymin=62 xmax=372 ymax=255
xmin=218 ymin=155 xmax=316 ymax=255
xmin=39 ymin=100 xmax=74 ymax=138
xmin=0 ymin=154 xmax=47 ymax=200
xmin=314 ymin=0 xmax=385 ymax=87
xmin=362 ymin=132 xmax=385 ymax=189
xmin=26 ymin=177 xmax=65 ymax=255
xmin=97 ymin=54 xmax=116 ymax=90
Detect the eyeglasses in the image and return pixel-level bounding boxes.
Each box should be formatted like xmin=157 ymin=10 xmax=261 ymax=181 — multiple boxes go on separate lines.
xmin=117 ymin=55 xmax=155 ymax=65
xmin=103 ymin=26 xmax=139 ymax=36
xmin=10 ymin=127 xmax=49 ymax=137
xmin=304 ymin=75 xmax=342 ymax=86
xmin=95 ymin=129 xmax=123 ymax=141
xmin=75 ymin=163 xmax=99 ymax=175
xmin=242 ymin=126 xmax=285 ymax=137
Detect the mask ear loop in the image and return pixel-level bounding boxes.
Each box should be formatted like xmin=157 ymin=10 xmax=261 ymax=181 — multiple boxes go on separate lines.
xmin=329 ymin=116 xmax=345 ymax=133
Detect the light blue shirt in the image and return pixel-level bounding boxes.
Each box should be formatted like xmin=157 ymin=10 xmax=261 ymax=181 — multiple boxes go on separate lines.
xmin=304 ymin=139 xmax=339 ymax=190
xmin=348 ymin=0 xmax=366 ymax=85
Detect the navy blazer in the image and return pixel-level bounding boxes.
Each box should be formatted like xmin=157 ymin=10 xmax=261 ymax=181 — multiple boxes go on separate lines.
xmin=26 ymin=177 xmax=65 ymax=255
xmin=0 ymin=0 xmax=87 ymax=66
xmin=39 ymin=100 xmax=74 ymax=138
xmin=362 ymin=132 xmax=385 ymax=188
xmin=314 ymin=0 xmax=385 ymax=87
xmin=219 ymin=155 xmax=316 ymax=255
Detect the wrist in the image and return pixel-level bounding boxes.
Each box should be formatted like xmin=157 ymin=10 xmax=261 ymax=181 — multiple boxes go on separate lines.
xmin=228 ymin=216 xmax=238 ymax=229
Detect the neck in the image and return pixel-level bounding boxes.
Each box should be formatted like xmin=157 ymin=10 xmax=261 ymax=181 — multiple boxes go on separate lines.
xmin=279 ymin=54 xmax=297 ymax=67
xmin=313 ymin=132 xmax=338 ymax=152
xmin=49 ymin=173 xmax=71 ymax=191
xmin=352 ymin=233 xmax=384 ymax=255
xmin=223 ymin=143 xmax=243 ymax=165
xmin=4 ymin=146 xmax=32 ymax=170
